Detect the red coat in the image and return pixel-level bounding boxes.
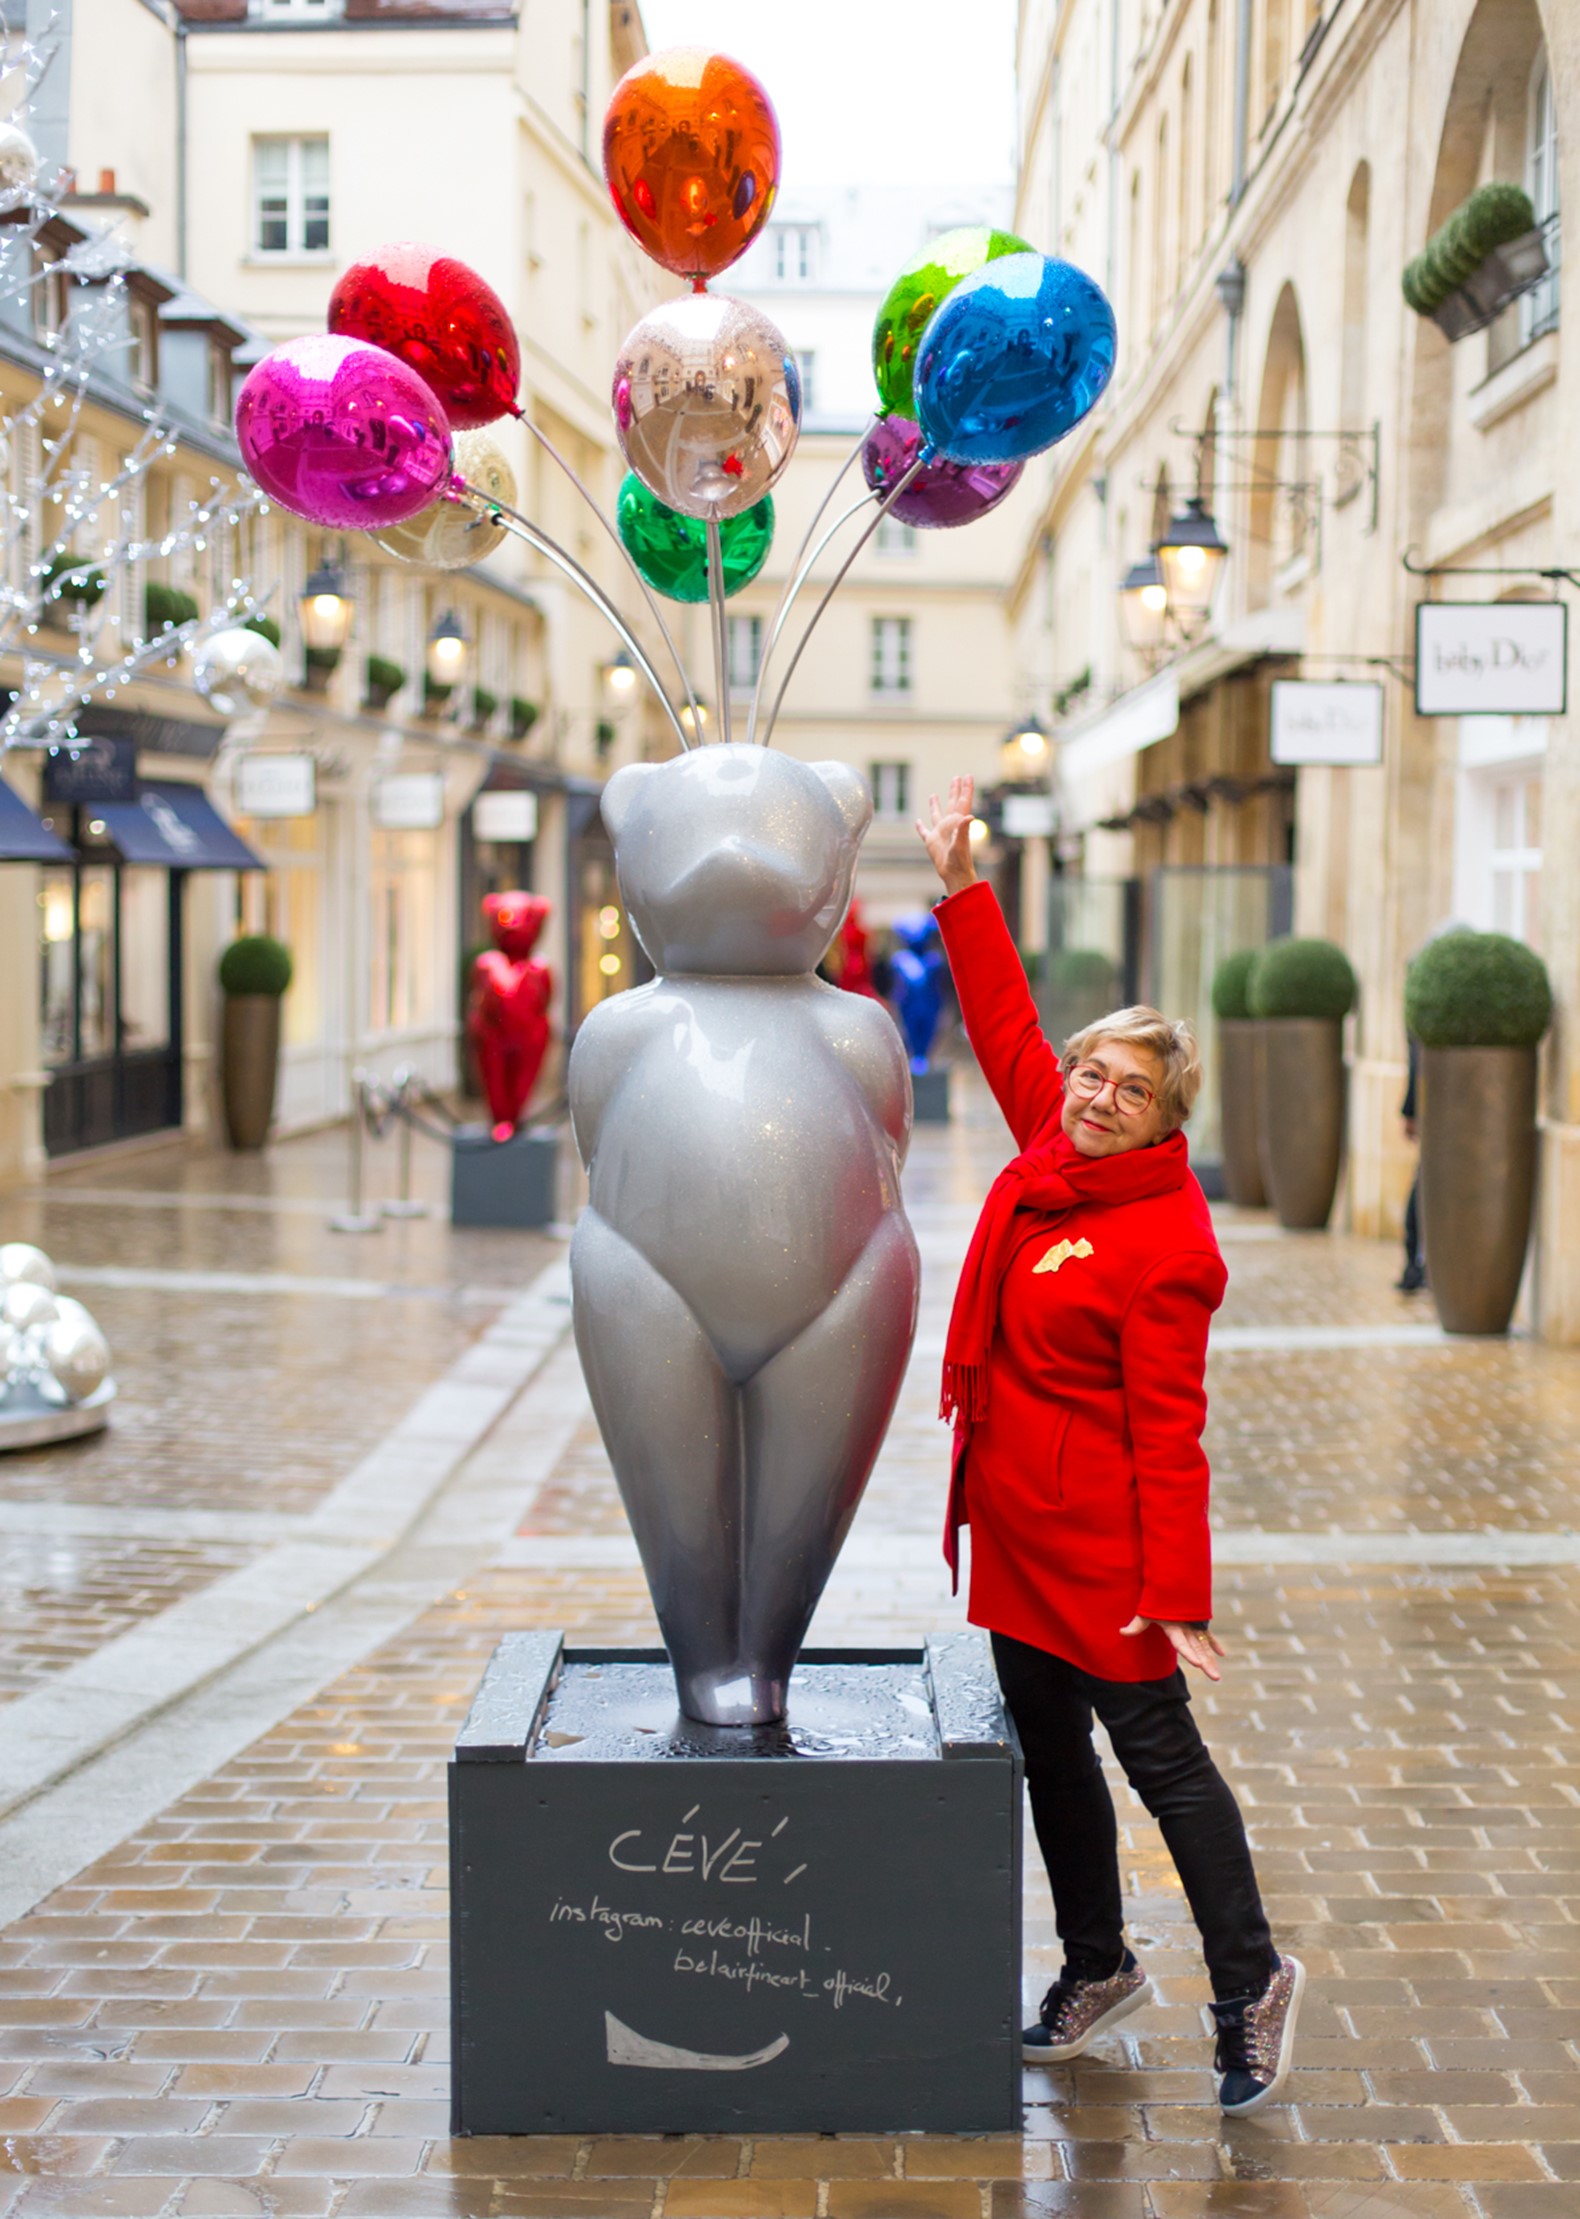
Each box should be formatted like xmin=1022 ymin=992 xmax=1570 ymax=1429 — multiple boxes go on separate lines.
xmin=936 ymin=881 xmax=1226 ymax=1682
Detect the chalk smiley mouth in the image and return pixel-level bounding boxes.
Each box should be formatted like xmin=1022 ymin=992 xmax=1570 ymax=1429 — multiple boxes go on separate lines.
xmin=605 ymin=2010 xmax=790 ymax=2071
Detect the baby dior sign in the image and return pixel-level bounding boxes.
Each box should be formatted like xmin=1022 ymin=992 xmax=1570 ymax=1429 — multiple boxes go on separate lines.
xmin=1415 ymin=601 xmax=1568 ymax=717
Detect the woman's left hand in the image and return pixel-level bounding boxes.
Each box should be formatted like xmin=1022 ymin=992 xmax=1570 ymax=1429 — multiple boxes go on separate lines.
xmin=1120 ymin=1616 xmax=1227 ymax=1682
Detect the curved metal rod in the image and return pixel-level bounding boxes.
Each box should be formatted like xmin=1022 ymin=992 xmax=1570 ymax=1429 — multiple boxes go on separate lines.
xmin=475 ymin=490 xmax=691 ymax=753
xmin=760 ymin=455 xmax=927 ymax=749
xmin=510 ymin=407 xmax=703 ymax=738
xmin=746 ymin=489 xmax=879 ymax=747
xmin=745 ymin=421 xmax=871 ymax=747
xmin=705 ymin=517 xmax=732 ymax=748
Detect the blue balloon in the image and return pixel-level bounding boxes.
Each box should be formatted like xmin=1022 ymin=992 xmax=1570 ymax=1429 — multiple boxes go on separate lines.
xmin=913 ymin=252 xmax=1117 ymax=466
xmin=890 ymin=913 xmax=946 ymax=1074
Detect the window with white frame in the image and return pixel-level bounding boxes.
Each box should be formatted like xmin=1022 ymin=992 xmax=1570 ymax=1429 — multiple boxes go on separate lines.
xmin=772 ymin=225 xmax=818 ymax=283
xmin=792 ymin=349 xmax=815 ymax=417
xmin=727 ymin=613 xmax=761 ymax=693
xmin=32 ymin=244 xmax=66 ymax=341
xmin=253 ymin=137 xmax=330 ymax=256
xmin=1522 ymin=55 xmax=1560 ymax=344
xmin=869 ymin=761 xmax=910 ymax=820
xmin=876 ymin=514 xmax=917 ymax=556
xmin=250 ymin=0 xmax=343 ymax=18
xmin=1488 ymin=770 xmax=1543 ymax=946
xmin=1453 ymin=716 xmax=1546 ymax=952
xmin=870 ymin=616 xmax=912 ymax=696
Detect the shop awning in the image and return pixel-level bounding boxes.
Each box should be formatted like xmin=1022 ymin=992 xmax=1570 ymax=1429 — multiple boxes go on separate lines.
xmin=0 ymin=775 xmax=72 ymax=862
xmin=96 ymin=780 xmax=263 ymax=870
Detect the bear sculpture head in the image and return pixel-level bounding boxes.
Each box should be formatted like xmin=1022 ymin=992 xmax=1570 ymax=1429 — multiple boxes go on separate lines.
xmin=599 ymin=746 xmax=873 ymax=976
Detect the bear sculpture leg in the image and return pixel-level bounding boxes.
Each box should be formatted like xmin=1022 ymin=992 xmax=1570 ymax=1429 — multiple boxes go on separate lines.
xmin=571 ymin=1206 xmax=919 ymax=1726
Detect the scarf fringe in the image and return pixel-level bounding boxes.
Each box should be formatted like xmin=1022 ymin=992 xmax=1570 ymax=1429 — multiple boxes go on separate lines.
xmin=939 ymin=1361 xmax=988 ymax=1428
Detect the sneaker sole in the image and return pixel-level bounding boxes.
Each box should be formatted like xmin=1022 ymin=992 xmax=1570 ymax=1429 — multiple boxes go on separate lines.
xmin=1219 ymin=1955 xmax=1307 ymax=2116
xmin=1023 ymin=1979 xmax=1149 ymax=2064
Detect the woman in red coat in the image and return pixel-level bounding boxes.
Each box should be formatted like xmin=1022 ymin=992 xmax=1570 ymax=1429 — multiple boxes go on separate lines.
xmin=918 ymin=776 xmax=1303 ymax=2117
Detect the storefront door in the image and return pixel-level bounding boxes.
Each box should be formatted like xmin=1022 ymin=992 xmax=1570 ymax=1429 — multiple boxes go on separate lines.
xmin=38 ymin=812 xmax=183 ymax=1155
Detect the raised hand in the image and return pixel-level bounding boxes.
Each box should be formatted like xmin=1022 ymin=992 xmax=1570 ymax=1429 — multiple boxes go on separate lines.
xmin=916 ymin=774 xmax=978 ymax=898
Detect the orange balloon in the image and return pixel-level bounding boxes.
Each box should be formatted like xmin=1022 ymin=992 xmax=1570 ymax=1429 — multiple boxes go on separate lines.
xmin=603 ymin=46 xmax=780 ymax=284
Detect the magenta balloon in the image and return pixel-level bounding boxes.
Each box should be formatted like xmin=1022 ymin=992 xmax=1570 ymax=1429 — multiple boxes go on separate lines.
xmin=234 ymin=334 xmax=455 ymax=531
xmin=861 ymin=412 xmax=1022 ymax=529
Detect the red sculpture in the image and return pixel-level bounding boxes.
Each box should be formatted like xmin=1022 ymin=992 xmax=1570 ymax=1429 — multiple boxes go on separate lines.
xmin=835 ymin=898 xmax=881 ymax=999
xmin=468 ymin=893 xmax=553 ymax=1141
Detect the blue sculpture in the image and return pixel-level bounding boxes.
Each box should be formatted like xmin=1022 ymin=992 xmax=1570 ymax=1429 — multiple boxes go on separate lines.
xmin=890 ymin=913 xmax=947 ymax=1074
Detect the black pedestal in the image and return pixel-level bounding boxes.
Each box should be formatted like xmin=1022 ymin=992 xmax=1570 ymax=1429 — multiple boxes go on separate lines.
xmin=912 ymin=1067 xmax=951 ymax=1123
xmin=449 ymin=1632 xmax=1021 ymax=2135
xmin=450 ymin=1125 xmax=558 ymax=1229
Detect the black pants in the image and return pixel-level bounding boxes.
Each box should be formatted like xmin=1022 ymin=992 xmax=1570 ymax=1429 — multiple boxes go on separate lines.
xmin=992 ymin=1630 xmax=1278 ymax=2003
xmin=1403 ymin=1173 xmax=1423 ymax=1275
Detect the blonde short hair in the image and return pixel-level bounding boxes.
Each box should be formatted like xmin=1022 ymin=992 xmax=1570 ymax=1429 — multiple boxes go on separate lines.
xmin=1061 ymin=1005 xmax=1203 ymax=1129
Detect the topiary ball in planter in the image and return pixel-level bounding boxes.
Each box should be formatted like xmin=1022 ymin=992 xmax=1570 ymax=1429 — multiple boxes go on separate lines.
xmin=1211 ymin=948 xmax=1259 ymax=1021
xmin=1247 ymin=937 xmax=1357 ymax=1019
xmin=219 ymin=934 xmax=293 ymax=998
xmin=1404 ymin=930 xmax=1551 ymax=1048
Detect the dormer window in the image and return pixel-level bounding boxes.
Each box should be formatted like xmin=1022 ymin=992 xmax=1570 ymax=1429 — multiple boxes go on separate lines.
xmin=130 ymin=291 xmax=158 ymax=393
xmin=771 ymin=225 xmax=818 ymax=283
xmin=208 ymin=340 xmax=233 ymax=427
xmin=32 ymin=245 xmax=66 ymax=342
xmin=249 ymin=0 xmax=344 ymax=18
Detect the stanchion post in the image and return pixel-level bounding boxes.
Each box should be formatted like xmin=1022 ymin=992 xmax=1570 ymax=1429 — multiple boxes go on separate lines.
xmin=330 ymin=1069 xmax=384 ymax=1234
xmin=382 ymin=1067 xmax=429 ymax=1219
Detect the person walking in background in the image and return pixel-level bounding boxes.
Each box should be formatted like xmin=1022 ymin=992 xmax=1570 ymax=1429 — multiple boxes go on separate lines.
xmin=916 ymin=774 xmax=1304 ymax=2118
xmin=1398 ymin=1034 xmax=1425 ymax=1293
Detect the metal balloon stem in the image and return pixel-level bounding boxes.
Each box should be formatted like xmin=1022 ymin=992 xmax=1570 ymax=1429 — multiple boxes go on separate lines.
xmin=746 ymin=489 xmax=878 ymax=748
xmin=745 ymin=421 xmax=872 ymax=749
xmin=761 ymin=451 xmax=930 ymax=747
xmin=705 ymin=516 xmax=732 ymax=749
xmin=473 ymin=488 xmax=692 ymax=753
xmin=510 ymin=406 xmax=703 ymax=743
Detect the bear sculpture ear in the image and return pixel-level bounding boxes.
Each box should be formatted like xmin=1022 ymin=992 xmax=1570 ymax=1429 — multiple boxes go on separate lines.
xmin=810 ymin=760 xmax=873 ymax=841
xmin=600 ymin=762 xmax=659 ymax=842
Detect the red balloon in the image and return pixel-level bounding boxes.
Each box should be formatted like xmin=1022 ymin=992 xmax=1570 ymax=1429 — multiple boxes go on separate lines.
xmin=328 ymin=244 xmax=519 ymax=430
xmin=603 ymin=47 xmax=780 ymax=283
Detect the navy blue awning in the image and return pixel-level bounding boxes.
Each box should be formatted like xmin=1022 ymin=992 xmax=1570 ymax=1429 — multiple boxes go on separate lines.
xmin=0 ymin=776 xmax=72 ymax=863
xmin=96 ymin=780 xmax=263 ymax=870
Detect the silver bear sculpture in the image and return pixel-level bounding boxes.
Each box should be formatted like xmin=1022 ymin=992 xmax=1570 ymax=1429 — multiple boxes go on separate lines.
xmin=568 ymin=745 xmax=921 ymax=1726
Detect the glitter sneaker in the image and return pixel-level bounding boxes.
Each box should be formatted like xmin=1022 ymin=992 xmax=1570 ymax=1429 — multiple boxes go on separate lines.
xmin=1022 ymin=1948 xmax=1149 ymax=2064
xmin=1212 ymin=1953 xmax=1306 ymax=2115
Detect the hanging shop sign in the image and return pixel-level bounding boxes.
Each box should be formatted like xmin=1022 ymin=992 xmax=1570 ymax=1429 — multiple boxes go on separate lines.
xmin=1000 ymin=793 xmax=1058 ymax=838
xmin=473 ymin=788 xmax=539 ymax=844
xmin=236 ymin=752 xmax=317 ymax=821
xmin=374 ymin=773 xmax=445 ymax=830
xmin=1414 ymin=601 xmax=1568 ymax=717
xmin=1270 ymin=680 xmax=1385 ymax=766
xmin=42 ymin=736 xmax=137 ymax=805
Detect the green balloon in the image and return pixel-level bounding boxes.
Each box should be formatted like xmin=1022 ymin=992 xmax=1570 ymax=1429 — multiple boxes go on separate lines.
xmin=871 ymin=224 xmax=1035 ymax=420
xmin=616 ymin=474 xmax=774 ymax=604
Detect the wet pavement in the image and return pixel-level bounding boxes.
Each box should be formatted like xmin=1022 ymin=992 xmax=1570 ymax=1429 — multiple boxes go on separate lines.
xmin=0 ymin=1083 xmax=1576 ymax=2216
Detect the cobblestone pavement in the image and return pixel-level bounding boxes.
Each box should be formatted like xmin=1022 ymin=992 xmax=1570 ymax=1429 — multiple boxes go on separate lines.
xmin=0 ymin=1088 xmax=1578 ymax=2216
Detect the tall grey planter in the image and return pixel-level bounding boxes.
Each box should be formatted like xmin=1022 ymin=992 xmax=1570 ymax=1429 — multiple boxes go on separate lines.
xmin=221 ymin=995 xmax=281 ymax=1151
xmin=1218 ymin=1019 xmax=1267 ymax=1209
xmin=1419 ymin=1044 xmax=1538 ymax=1335
xmin=1257 ymin=1018 xmax=1345 ymax=1230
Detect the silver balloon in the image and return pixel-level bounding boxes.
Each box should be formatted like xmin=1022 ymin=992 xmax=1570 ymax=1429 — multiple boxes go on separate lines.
xmin=192 ymin=628 xmax=284 ymax=716
xmin=0 ymin=123 xmax=39 ymax=200
xmin=0 ymin=1242 xmax=55 ymax=1292
xmin=2 ymin=1281 xmax=57 ymax=1332
xmin=372 ymin=429 xmax=516 ymax=570
xmin=568 ymin=747 xmax=919 ymax=1727
xmin=43 ymin=1297 xmax=110 ymax=1405
xmin=613 ymin=291 xmax=799 ymax=522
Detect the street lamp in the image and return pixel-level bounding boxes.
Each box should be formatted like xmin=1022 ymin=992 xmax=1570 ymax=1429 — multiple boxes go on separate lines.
xmin=1001 ymin=714 xmax=1050 ymax=784
xmin=603 ymin=649 xmax=638 ymax=700
xmin=298 ymin=558 xmax=354 ymax=653
xmin=1153 ymin=496 xmax=1229 ymax=635
xmin=426 ymin=609 xmax=469 ymax=688
xmin=1118 ymin=554 xmax=1169 ymax=657
xmin=678 ymin=698 xmax=710 ymax=740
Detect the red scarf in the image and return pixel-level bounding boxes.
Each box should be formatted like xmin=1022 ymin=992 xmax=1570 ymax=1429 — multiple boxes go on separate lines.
xmin=939 ymin=1118 xmax=1191 ymax=1428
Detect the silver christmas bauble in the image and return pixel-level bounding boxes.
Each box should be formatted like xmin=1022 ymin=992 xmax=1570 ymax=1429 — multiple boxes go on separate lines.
xmin=192 ymin=627 xmax=285 ymax=717
xmin=0 ymin=123 xmax=39 ymax=200
xmin=613 ymin=291 xmax=800 ymax=522
xmin=0 ymin=1321 xmax=22 ymax=1387
xmin=372 ymin=429 xmax=516 ymax=571
xmin=2 ymin=1281 xmax=57 ymax=1332
xmin=43 ymin=1298 xmax=110 ymax=1404
xmin=0 ymin=1242 xmax=55 ymax=1291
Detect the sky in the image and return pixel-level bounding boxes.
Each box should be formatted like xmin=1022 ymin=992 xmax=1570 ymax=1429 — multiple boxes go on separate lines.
xmin=637 ymin=0 xmax=1018 ymax=194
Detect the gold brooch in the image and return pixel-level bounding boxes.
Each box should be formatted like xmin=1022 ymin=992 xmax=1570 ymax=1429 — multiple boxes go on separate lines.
xmin=1033 ymin=1237 xmax=1094 ymax=1276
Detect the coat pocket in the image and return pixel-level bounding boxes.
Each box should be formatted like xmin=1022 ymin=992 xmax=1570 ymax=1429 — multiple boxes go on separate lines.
xmin=1056 ymin=1405 xmax=1129 ymax=1503
xmin=1045 ymin=1404 xmax=1073 ymax=1506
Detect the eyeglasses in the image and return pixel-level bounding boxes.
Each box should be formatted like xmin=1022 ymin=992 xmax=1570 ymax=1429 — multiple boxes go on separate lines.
xmin=1067 ymin=1062 xmax=1156 ymax=1117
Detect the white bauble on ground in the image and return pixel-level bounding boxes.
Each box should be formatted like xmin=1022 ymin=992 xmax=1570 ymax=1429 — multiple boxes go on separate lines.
xmin=43 ymin=1298 xmax=111 ymax=1404
xmin=1 ymin=1281 xmax=57 ymax=1333
xmin=0 ymin=1242 xmax=56 ymax=1292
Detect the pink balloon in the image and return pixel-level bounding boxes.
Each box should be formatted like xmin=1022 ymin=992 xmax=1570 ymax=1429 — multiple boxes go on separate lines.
xmin=234 ymin=334 xmax=455 ymax=531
